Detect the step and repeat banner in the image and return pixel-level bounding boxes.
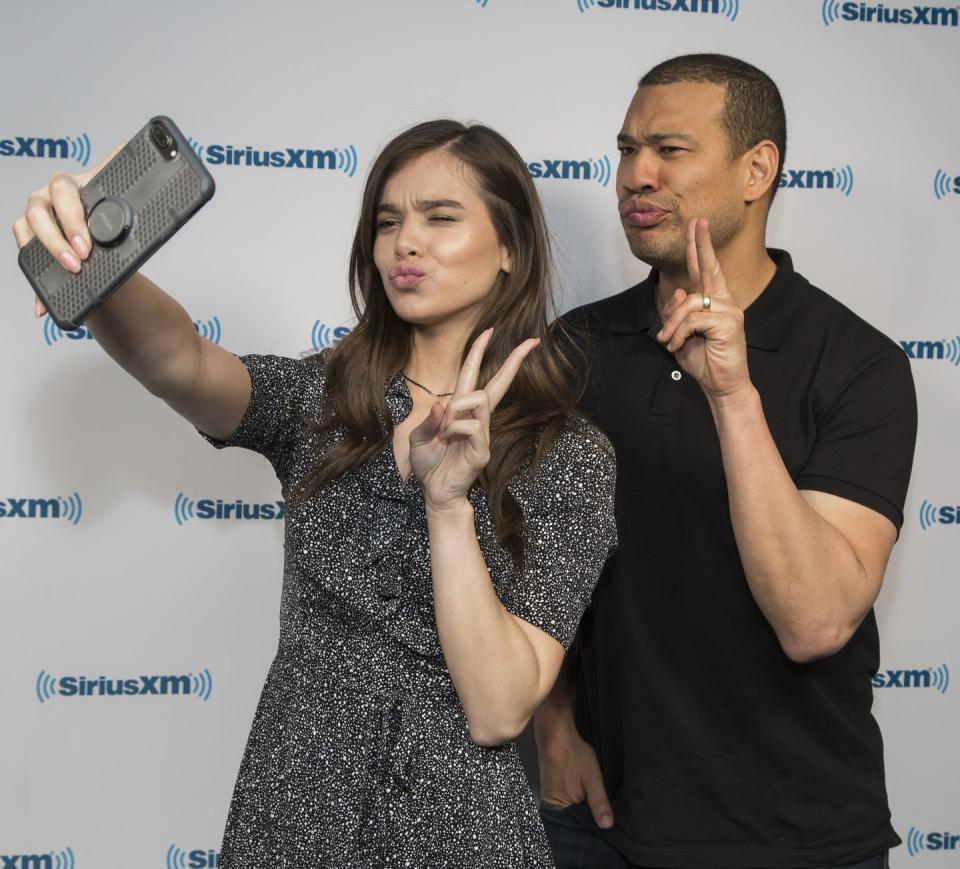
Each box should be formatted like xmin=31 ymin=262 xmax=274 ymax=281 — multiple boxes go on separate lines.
xmin=1 ymin=1 xmax=957 ymax=866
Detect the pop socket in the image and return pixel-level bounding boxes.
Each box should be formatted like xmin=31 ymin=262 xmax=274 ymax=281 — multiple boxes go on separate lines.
xmin=87 ymin=197 xmax=134 ymax=247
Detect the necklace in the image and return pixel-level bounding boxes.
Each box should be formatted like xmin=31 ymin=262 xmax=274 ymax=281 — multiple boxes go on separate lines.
xmin=401 ymin=372 xmax=454 ymax=398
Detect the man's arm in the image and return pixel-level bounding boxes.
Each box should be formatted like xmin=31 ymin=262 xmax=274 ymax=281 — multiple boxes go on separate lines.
xmin=707 ymin=386 xmax=895 ymax=662
xmin=658 ymin=219 xmax=909 ymax=663
xmin=533 ymin=638 xmax=614 ymax=827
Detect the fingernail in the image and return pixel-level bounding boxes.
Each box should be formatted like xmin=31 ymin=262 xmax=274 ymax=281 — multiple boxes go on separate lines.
xmin=35 ymin=298 xmax=43 ymax=318
xmin=72 ymin=235 xmax=89 ymax=259
xmin=59 ymin=250 xmax=81 ymax=273
xmin=599 ymin=814 xmax=612 ymax=828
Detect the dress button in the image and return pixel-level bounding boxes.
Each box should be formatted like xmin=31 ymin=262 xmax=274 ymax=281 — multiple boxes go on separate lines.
xmin=671 ymin=370 xmax=682 ymax=381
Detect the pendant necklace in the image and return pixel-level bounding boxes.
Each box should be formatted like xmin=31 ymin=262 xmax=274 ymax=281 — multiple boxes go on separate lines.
xmin=401 ymin=372 xmax=454 ymax=398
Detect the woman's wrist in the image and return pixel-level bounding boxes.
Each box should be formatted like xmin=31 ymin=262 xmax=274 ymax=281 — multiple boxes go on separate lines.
xmin=424 ymin=495 xmax=474 ymax=522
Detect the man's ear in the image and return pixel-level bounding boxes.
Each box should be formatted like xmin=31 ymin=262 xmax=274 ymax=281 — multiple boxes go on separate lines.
xmin=743 ymin=140 xmax=780 ymax=203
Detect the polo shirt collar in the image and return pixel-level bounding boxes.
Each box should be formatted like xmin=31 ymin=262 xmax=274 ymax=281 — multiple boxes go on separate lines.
xmin=610 ymin=249 xmax=805 ymax=352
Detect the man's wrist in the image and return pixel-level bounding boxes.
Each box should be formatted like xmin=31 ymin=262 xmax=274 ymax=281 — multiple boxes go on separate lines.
xmin=534 ymin=694 xmax=578 ymax=743
xmin=705 ymin=382 xmax=762 ymax=418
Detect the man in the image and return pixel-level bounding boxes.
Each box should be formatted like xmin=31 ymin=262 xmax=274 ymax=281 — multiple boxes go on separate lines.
xmin=535 ymin=54 xmax=916 ymax=869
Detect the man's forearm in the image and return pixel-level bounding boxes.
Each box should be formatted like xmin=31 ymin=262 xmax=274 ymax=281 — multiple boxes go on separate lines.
xmin=534 ymin=635 xmax=579 ymax=740
xmin=708 ymin=385 xmax=877 ymax=662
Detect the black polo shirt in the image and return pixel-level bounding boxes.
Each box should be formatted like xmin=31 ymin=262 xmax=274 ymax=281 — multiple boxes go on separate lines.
xmin=565 ymin=250 xmax=917 ymax=868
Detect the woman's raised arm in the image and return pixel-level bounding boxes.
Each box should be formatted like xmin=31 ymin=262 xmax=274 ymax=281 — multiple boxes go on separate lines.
xmin=12 ymin=151 xmax=250 ymax=440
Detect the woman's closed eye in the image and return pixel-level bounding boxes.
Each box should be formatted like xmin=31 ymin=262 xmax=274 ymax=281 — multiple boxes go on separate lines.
xmin=376 ymin=214 xmax=457 ymax=231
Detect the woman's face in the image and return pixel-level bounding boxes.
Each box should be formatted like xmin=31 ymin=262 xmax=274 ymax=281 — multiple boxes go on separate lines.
xmin=373 ymin=148 xmax=511 ymax=328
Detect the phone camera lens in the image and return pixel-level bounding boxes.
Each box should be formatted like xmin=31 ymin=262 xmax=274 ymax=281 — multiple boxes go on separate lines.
xmin=150 ymin=123 xmax=173 ymax=151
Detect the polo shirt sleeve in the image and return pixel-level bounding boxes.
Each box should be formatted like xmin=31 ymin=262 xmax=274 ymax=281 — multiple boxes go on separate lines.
xmin=795 ymin=342 xmax=917 ymax=530
xmin=500 ymin=420 xmax=618 ymax=650
xmin=200 ymin=352 xmax=325 ymax=484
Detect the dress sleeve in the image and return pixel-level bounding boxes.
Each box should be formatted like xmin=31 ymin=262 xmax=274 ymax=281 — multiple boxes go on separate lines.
xmin=795 ymin=343 xmax=917 ymax=531
xmin=199 ymin=353 xmax=324 ymax=484
xmin=501 ymin=419 xmax=618 ymax=650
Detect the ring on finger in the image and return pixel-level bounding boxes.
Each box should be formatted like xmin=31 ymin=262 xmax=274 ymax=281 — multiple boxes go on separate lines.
xmin=701 ymin=293 xmax=712 ymax=313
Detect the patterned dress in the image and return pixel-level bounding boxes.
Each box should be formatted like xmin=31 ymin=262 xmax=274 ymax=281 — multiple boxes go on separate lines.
xmin=203 ymin=352 xmax=617 ymax=868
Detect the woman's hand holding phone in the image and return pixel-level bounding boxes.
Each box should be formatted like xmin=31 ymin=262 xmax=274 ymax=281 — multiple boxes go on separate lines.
xmin=14 ymin=117 xmax=215 ymax=331
xmin=10 ymin=120 xmax=245 ymax=439
xmin=12 ymin=146 xmax=122 ymax=317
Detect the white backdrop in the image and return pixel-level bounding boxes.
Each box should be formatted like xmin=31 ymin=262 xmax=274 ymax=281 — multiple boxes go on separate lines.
xmin=1 ymin=1 xmax=958 ymax=866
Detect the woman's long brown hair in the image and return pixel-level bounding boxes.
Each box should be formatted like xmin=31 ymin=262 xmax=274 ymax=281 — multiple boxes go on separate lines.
xmin=296 ymin=120 xmax=580 ymax=567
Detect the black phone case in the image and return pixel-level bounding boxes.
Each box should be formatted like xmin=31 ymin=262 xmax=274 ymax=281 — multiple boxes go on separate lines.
xmin=18 ymin=115 xmax=215 ymax=331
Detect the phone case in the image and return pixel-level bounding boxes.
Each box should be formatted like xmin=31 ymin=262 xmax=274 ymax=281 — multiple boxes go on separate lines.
xmin=18 ymin=115 xmax=215 ymax=331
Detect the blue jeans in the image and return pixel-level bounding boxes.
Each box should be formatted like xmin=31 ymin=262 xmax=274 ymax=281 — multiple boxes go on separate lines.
xmin=539 ymin=802 xmax=892 ymax=869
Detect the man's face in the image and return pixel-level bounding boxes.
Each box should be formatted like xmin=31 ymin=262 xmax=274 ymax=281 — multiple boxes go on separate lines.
xmin=616 ymin=82 xmax=744 ymax=274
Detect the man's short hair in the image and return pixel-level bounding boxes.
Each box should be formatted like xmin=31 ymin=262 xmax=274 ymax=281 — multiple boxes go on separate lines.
xmin=639 ymin=54 xmax=787 ymax=202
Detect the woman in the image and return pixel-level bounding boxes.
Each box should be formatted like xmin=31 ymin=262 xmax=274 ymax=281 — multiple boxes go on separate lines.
xmin=14 ymin=120 xmax=616 ymax=867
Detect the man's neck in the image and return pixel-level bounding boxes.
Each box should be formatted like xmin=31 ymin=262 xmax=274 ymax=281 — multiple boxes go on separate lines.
xmin=654 ymin=238 xmax=777 ymax=318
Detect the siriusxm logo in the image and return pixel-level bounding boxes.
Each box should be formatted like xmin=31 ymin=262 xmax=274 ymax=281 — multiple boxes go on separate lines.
xmin=0 ymin=494 xmax=82 ymax=525
xmin=527 ymin=156 xmax=612 ymax=187
xmin=0 ymin=850 xmax=75 ymax=869
xmin=900 ymin=336 xmax=960 ymax=366
xmin=577 ymin=0 xmax=740 ymax=19
xmin=186 ymin=137 xmax=358 ymax=176
xmin=36 ymin=668 xmax=213 ymax=703
xmin=174 ymin=494 xmax=285 ymax=525
xmin=934 ymin=170 xmax=960 ymax=199
xmin=194 ymin=317 xmax=222 ymax=344
xmin=822 ymin=1 xmax=959 ymax=26
xmin=166 ymin=845 xmax=220 ymax=868
xmin=0 ymin=848 xmax=75 ymax=868
xmin=43 ymin=317 xmax=222 ymax=347
xmin=0 ymin=133 xmax=91 ymax=167
xmin=311 ymin=321 xmax=352 ymax=351
xmin=779 ymin=165 xmax=854 ymax=196
xmin=919 ymin=500 xmax=960 ymax=530
xmin=873 ymin=664 xmax=950 ymax=692
xmin=41 ymin=318 xmax=94 ymax=345
xmin=906 ymin=826 xmax=960 ymax=856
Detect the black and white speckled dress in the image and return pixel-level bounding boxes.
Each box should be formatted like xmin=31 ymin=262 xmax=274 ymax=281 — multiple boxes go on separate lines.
xmin=203 ymin=352 xmax=617 ymax=868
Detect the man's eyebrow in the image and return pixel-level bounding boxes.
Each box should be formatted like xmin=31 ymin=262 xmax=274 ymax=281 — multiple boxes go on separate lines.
xmin=376 ymin=199 xmax=465 ymax=212
xmin=617 ymin=131 xmax=696 ymax=145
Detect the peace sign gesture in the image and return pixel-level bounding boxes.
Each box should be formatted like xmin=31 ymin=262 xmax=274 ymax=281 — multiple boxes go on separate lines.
xmin=656 ymin=217 xmax=751 ymax=400
xmin=409 ymin=328 xmax=540 ymax=511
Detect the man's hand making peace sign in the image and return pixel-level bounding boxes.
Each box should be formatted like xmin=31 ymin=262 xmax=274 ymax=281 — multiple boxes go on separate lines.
xmin=656 ymin=217 xmax=752 ymax=401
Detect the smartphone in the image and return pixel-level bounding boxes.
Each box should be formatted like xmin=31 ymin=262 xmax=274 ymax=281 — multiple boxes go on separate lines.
xmin=18 ymin=115 xmax=215 ymax=331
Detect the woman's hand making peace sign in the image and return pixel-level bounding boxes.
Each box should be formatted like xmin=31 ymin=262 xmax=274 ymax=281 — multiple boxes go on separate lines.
xmin=409 ymin=328 xmax=540 ymax=511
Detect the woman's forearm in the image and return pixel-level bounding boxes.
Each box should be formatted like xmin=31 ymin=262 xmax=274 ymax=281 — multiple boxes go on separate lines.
xmin=427 ymin=498 xmax=549 ymax=747
xmin=85 ymin=271 xmax=203 ymax=399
